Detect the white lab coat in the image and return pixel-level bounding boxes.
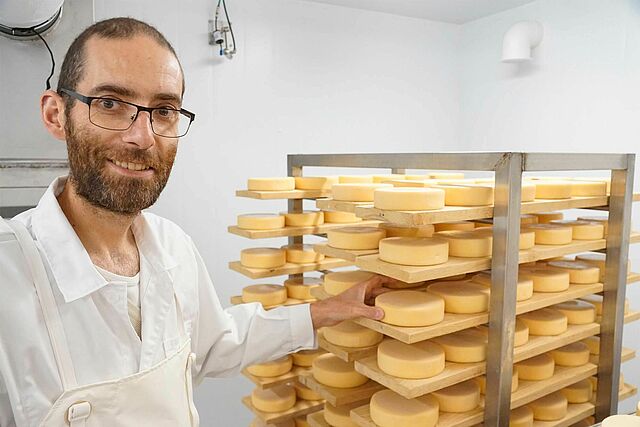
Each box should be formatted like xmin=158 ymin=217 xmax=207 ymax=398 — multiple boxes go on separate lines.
xmin=0 ymin=177 xmax=316 ymax=427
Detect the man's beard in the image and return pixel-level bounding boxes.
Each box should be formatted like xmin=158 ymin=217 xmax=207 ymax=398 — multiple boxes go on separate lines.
xmin=64 ymin=117 xmax=177 ymax=215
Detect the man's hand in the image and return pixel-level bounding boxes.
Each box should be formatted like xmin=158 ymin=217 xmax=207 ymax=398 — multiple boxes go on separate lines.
xmin=309 ymin=274 xmax=398 ymax=329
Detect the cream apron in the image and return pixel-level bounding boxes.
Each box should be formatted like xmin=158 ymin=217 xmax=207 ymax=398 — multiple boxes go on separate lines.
xmin=8 ymin=221 xmax=200 ymax=427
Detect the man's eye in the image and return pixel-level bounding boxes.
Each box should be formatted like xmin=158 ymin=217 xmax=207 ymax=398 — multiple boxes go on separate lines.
xmin=99 ymin=99 xmax=119 ymax=109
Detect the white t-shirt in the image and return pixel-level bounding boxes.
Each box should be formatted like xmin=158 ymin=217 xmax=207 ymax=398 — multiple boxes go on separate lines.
xmin=95 ymin=265 xmax=141 ymax=337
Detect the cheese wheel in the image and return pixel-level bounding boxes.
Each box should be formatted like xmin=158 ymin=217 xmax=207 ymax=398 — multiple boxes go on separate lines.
xmin=370 ymin=390 xmax=439 ymax=427
xmin=602 ymin=415 xmax=640 ymax=427
xmin=516 ymin=353 xmax=555 ymax=381
xmin=251 ymin=384 xmax=296 ymax=413
xmin=312 ymin=354 xmax=368 ymax=389
xmin=549 ymin=220 xmax=604 ymax=240
xmin=552 ymin=300 xmax=596 ymax=325
xmin=534 ymin=180 xmax=573 ymax=199
xmin=561 ymin=379 xmax=593 ymax=403
xmin=435 ymin=230 xmax=492 ymax=258
xmin=282 ymin=244 xmax=324 ymax=264
xmin=292 ymin=349 xmax=325 ymax=367
xmin=476 ymin=369 xmax=519 ymax=394
xmin=575 ymin=253 xmax=631 ymax=282
xmin=510 ymin=406 xmax=534 ymax=427
xmin=377 ymin=339 xmax=445 ymax=379
xmin=524 ymin=224 xmax=573 ymax=245
xmin=528 ymin=391 xmax=568 ymax=421
xmin=372 ymin=174 xmax=406 ymax=183
xmin=429 ymin=172 xmax=465 ymax=180
xmin=332 ymin=183 xmax=392 ymax=202
xmin=590 ymin=374 xmax=625 ymax=392
xmin=378 ymin=237 xmax=449 ymax=266
xmin=571 ymin=180 xmax=608 ymax=196
xmin=521 ymin=183 xmax=537 ymax=202
xmin=237 ymin=213 xmax=285 ymax=230
xmin=546 ymin=260 xmax=600 ymax=284
xmin=282 ymin=210 xmax=325 ymax=227
xmin=427 ymin=281 xmax=490 ymax=314
xmin=550 ymin=342 xmax=590 ymax=367
xmin=435 ymin=184 xmax=494 ymax=206
xmin=323 ymin=270 xmax=374 ymax=295
xmin=324 ymin=402 xmax=360 ymax=427
xmin=294 ymin=417 xmax=310 ymax=427
xmin=240 ymin=248 xmax=287 ymax=268
xmin=375 ymin=290 xmax=445 ymax=327
xmin=242 ymin=284 xmax=288 ymax=306
xmin=327 ymin=226 xmax=386 ymax=250
xmin=515 ymin=320 xmax=530 ymax=347
xmin=373 ymin=187 xmax=445 ymax=211
xmin=433 ymin=329 xmax=487 ymax=363
xmin=378 ymin=222 xmax=434 ymax=238
xmin=519 ymin=214 xmax=539 ymax=225
xmin=338 ymin=175 xmax=373 ymax=183
xmin=534 ymin=211 xmax=564 ymax=224
xmin=434 ymin=221 xmax=475 ymax=232
xmin=431 ymin=380 xmax=481 ymax=413
xmin=470 ymin=224 xmax=536 ymax=250
xmin=293 ymin=381 xmax=322 ymax=401
xmin=577 ymin=216 xmax=609 ymax=236
xmin=583 ymin=336 xmax=600 ymax=355
xmin=470 ymin=271 xmax=534 ymax=302
xmin=294 ymin=176 xmax=338 ymax=190
xmin=580 ymin=294 xmax=630 ymax=316
xmin=248 ymin=177 xmax=295 ymax=191
xmin=284 ymin=277 xmax=322 ymax=300
xmin=323 ymin=210 xmax=362 ymax=223
xmin=246 ymin=355 xmax=293 ymax=377
xmin=519 ymin=267 xmax=570 ymax=293
xmin=518 ymin=309 xmax=568 ymax=336
xmin=323 ymin=321 xmax=383 ymax=348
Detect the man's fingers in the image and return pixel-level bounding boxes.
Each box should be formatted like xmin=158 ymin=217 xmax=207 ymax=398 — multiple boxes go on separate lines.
xmin=354 ymin=304 xmax=384 ymax=321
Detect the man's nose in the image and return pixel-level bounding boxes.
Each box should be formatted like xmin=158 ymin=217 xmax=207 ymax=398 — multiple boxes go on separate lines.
xmin=122 ymin=111 xmax=156 ymax=149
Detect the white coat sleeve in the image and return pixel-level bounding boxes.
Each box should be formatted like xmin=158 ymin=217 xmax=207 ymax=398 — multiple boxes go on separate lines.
xmin=188 ymin=240 xmax=317 ymax=384
xmin=0 ymin=373 xmax=15 ymax=427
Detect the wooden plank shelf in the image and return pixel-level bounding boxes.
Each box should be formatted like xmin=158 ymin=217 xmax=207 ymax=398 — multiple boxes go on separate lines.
xmin=317 ymin=331 xmax=379 ymax=363
xmin=589 ymin=347 xmax=635 ymax=365
xmin=237 ymin=189 xmax=331 ymax=200
xmin=229 ymin=258 xmax=353 ymax=279
xmin=228 ymin=220 xmax=381 ymax=239
xmin=308 ymin=410 xmax=330 ymax=427
xmin=629 ymin=272 xmax=640 ymax=285
xmin=316 ymin=199 xmax=372 ymax=213
xmin=618 ymin=383 xmax=638 ymax=402
xmin=230 ymin=296 xmax=315 ymax=309
xmin=298 ymin=374 xmax=384 ymax=407
xmin=242 ymin=366 xmax=311 ymax=390
xmin=622 ymin=310 xmax=640 ymax=324
xmin=242 ymin=396 xmax=324 ymax=424
xmin=513 ymin=323 xmax=600 ymax=364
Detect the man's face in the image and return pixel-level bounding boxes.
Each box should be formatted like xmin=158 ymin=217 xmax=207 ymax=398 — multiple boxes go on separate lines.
xmin=64 ymin=35 xmax=184 ymax=215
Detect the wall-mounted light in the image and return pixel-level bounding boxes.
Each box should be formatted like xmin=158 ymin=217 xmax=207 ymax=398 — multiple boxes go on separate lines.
xmin=502 ymin=20 xmax=543 ymax=63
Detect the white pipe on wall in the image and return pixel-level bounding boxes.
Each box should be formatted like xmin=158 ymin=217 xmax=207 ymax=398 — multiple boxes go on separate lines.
xmin=501 ymin=20 xmax=543 ymax=63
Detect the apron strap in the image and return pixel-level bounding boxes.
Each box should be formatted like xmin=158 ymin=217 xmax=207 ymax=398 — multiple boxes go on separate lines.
xmin=7 ymin=220 xmax=79 ymax=390
xmin=67 ymin=401 xmax=91 ymax=427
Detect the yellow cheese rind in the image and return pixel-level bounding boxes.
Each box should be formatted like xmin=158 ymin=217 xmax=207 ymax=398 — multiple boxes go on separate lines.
xmin=528 ymin=391 xmax=568 ymax=421
xmin=510 ymin=406 xmax=534 ymax=427
xmin=251 ymin=384 xmax=297 ymax=413
xmin=470 ymin=271 xmax=534 ymax=302
xmin=378 ymin=222 xmax=434 ymax=238
xmin=323 ymin=321 xmax=383 ymax=348
xmin=427 ymin=281 xmax=490 ymax=314
xmin=476 ymin=369 xmax=519 ymax=394
xmin=436 ymin=230 xmax=492 ymax=258
xmin=575 ymin=252 xmax=631 ymax=282
xmin=338 ymin=175 xmax=373 ymax=183
xmin=294 ymin=176 xmax=339 ymax=190
xmin=240 ymin=248 xmax=287 ymax=268
xmin=434 ymin=221 xmax=475 ymax=232
xmin=430 ymin=172 xmax=465 ymax=180
xmin=433 ymin=329 xmax=487 ymax=363
xmin=546 ymin=260 xmax=600 ymax=284
xmin=533 ymin=180 xmax=573 ymax=199
xmin=312 ymin=354 xmax=368 ymax=389
xmin=377 ymin=339 xmax=445 ymax=379
xmin=327 ymin=226 xmax=386 ymax=250
xmin=281 ymin=244 xmax=324 ymax=264
xmin=370 ymin=390 xmax=439 ymax=427
xmin=534 ymin=211 xmax=564 ymax=224
xmin=292 ymin=349 xmax=325 ymax=367
xmin=518 ymin=308 xmax=568 ymax=336
xmin=378 ymin=237 xmax=449 ymax=266
xmin=246 ymin=355 xmax=293 ymax=377
xmin=431 ymin=380 xmax=481 ymax=413
xmin=432 ymin=184 xmax=494 ymax=206
xmin=324 ymin=402 xmax=360 ymax=427
xmin=579 ymin=294 xmax=630 ymax=316
xmin=294 ymin=416 xmax=310 ymax=427
xmin=332 ymin=183 xmax=393 ymax=201
xmin=549 ymin=220 xmax=604 ymax=240
xmin=282 ymin=210 xmax=325 ymax=227
xmin=524 ymin=224 xmax=573 ymax=245
xmin=237 ymin=213 xmax=286 ymax=230
xmin=516 ymin=353 xmax=555 ymax=381
xmin=552 ymin=300 xmax=596 ymax=325
xmin=519 ymin=267 xmax=570 ymax=293
xmin=515 ymin=320 xmax=530 ymax=347
xmin=293 ymin=381 xmax=322 ymax=401
xmin=284 ymin=277 xmax=322 ymax=300
xmin=577 ymin=215 xmax=609 ymax=235
xmin=582 ymin=336 xmax=600 ymax=355
xmin=248 ymin=177 xmax=295 ymax=191
xmin=550 ymin=342 xmax=590 ymax=367
xmin=373 ymin=187 xmax=445 ymax=211
xmin=242 ymin=284 xmax=288 ymax=306
xmin=376 ymin=290 xmax=445 ymax=327
xmin=561 ymin=379 xmax=593 ymax=403
xmin=323 ymin=270 xmax=375 ymax=295
xmin=570 ymin=180 xmax=608 ymax=196
xmin=323 ymin=210 xmax=363 ymax=223
xmin=372 ymin=174 xmax=406 ymax=183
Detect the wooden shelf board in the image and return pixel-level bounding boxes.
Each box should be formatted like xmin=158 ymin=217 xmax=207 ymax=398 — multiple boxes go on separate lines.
xmin=629 ymin=272 xmax=640 ymax=285
xmin=229 ymin=258 xmax=352 ymax=279
xmin=623 ymin=310 xmax=640 ymax=324
xmin=237 ymin=189 xmax=331 ymax=200
xmin=316 ymin=199 xmax=372 ymax=213
xmin=531 ymin=402 xmax=595 ymax=427
xmin=308 ymin=410 xmax=331 ymax=427
xmin=619 ymin=383 xmax=638 ymax=401
xmin=242 ymin=396 xmax=324 ymax=424
xmin=589 ymin=347 xmax=635 ymax=365
xmin=513 ymin=323 xmax=600 ymax=363
xmin=313 ymin=243 xmax=379 ymax=262
xmin=242 ymin=366 xmax=311 ymax=389
xmin=317 ymin=331 xmax=378 ymax=362
xmin=298 ymin=374 xmax=384 ymax=407
xmin=230 ymin=296 xmax=314 ymax=309
xmin=228 ymin=220 xmax=381 ymax=239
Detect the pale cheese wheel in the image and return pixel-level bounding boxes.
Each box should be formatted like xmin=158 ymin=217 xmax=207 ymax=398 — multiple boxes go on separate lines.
xmin=432 ymin=329 xmax=487 ymax=363
xmin=476 ymin=369 xmax=519 ymax=394
xmin=388 ymin=179 xmax=436 ymax=188
xmin=435 ymin=230 xmax=492 ymax=258
xmin=518 ymin=309 xmax=568 ymax=336
xmin=282 ymin=210 xmax=324 ymax=227
xmin=324 ymin=402 xmax=360 ymax=427
xmin=561 ymin=379 xmax=593 ymax=403
xmin=580 ymin=294 xmax=630 ymax=316
xmin=471 ymin=224 xmax=536 ymax=250
xmin=312 ymin=354 xmax=368 ymax=389
xmin=571 ymin=180 xmax=608 ymax=196
xmin=323 ymin=270 xmax=374 ymax=295
xmin=427 ymin=281 xmax=490 ymax=314
xmin=284 ymin=277 xmax=322 ymax=300
xmin=248 ymin=177 xmax=295 ymax=191
xmin=372 ymin=174 xmax=405 ymax=183
xmin=583 ymin=336 xmax=600 ymax=355
xmin=575 ymin=252 xmax=631 ymax=282
xmin=377 ymin=339 xmax=445 ymax=379
xmin=515 ymin=320 xmax=530 ymax=347
xmin=332 ymin=183 xmax=392 ymax=202
xmin=323 ymin=321 xmax=383 ymax=348
xmin=519 ymin=267 xmax=570 ymax=292
xmin=338 ymin=175 xmax=373 ymax=183
xmin=237 ymin=213 xmax=285 ymax=230
xmin=577 ymin=215 xmax=609 ymax=236
xmin=240 ymin=248 xmax=287 ymax=269
xmin=516 ymin=353 xmax=555 ymax=381
xmin=534 ymin=211 xmax=564 ymax=224
xmin=293 ymin=381 xmax=322 ymax=401
xmin=431 ymin=380 xmax=481 ymax=413
xmin=528 ymin=391 xmax=568 ymax=421
xmin=292 ymin=349 xmax=325 ymax=367
xmin=546 ymin=260 xmax=600 ymax=284
xmin=521 ymin=183 xmax=537 ymax=202
xmin=549 ymin=220 xmax=604 ymax=240
xmin=510 ymin=406 xmax=534 ymax=427
xmin=251 ymin=384 xmax=296 ymax=413
xmin=246 ymin=355 xmax=293 ymax=377
xmin=429 ymin=172 xmax=465 ymax=180
xmin=552 ymin=300 xmax=596 ymax=325
xmin=470 ymin=271 xmax=534 ymax=302
xmin=373 ymin=187 xmax=445 ymax=211
xmin=242 ymin=284 xmax=288 ymax=306
xmin=378 ymin=222 xmax=434 ymax=238
xmin=524 ymin=224 xmax=573 ymax=245
xmin=534 ymin=180 xmax=573 ymax=199
xmin=327 ymin=226 xmax=386 ymax=250
xmin=375 ymin=290 xmax=445 ymax=327
xmin=436 ymin=184 xmax=494 ymax=206
xmin=294 ymin=176 xmax=338 ymax=190
xmin=282 ymin=244 xmax=324 ymax=264
xmin=434 ymin=221 xmax=475 ymax=232
xmin=323 ymin=210 xmax=362 ymax=224
xmin=370 ymin=390 xmax=439 ymax=427
xmin=378 ymin=237 xmax=449 ymax=266
xmin=550 ymin=342 xmax=590 ymax=367
xmin=520 ymin=214 xmax=539 ymax=225
xmin=602 ymin=415 xmax=640 ymax=427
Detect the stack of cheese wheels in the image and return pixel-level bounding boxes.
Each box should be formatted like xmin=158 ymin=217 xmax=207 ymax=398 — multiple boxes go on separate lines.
xmin=378 ymin=237 xmax=449 ymax=266
xmin=373 ymin=187 xmax=445 ymax=210
xmin=378 ymin=222 xmax=434 ymax=238
xmin=323 ymin=210 xmax=362 ymax=223
xmin=281 ymin=244 xmax=324 ymax=264
xmin=377 ymin=339 xmax=445 ymax=378
xmin=570 ymin=179 xmax=608 ymax=196
xmin=561 ymin=379 xmax=593 ymax=403
xmin=323 ymin=270 xmax=374 ymax=295
xmin=531 ymin=180 xmax=573 ymax=199
xmin=470 ymin=270 xmax=534 ymax=302
xmin=516 ymin=353 xmax=555 ymax=381
xmin=292 ymin=349 xmax=325 ymax=367
xmin=427 ymin=281 xmax=490 ymax=314
xmin=324 ymin=402 xmax=362 ymax=427
xmin=575 ymin=252 xmax=631 ymax=282
xmin=327 ymin=226 xmax=386 ymax=250
xmin=375 ymin=290 xmax=445 ymax=326
xmin=284 ymin=276 xmax=321 ymax=300
xmin=372 ymin=174 xmax=406 ymax=183
xmin=524 ymin=223 xmax=573 ymax=245
xmin=579 ymin=294 xmax=630 ymax=317
xmin=546 ymin=260 xmax=600 ymax=284
xmin=475 ymin=369 xmax=519 ymax=394
xmin=528 ymin=391 xmax=568 ymax=421
xmin=251 ymin=384 xmax=296 ymax=413
xmin=435 ymin=230 xmax=492 ymax=258
xmin=590 ymin=373 xmax=625 ymax=392
xmin=431 ymin=380 xmax=481 ymax=413
xmin=248 ymin=177 xmax=295 ymax=191
xmin=338 ymin=175 xmax=373 ymax=183
xmin=433 ymin=328 xmax=487 ymax=363
xmin=370 ymin=390 xmax=439 ymax=427
xmin=322 ymin=320 xmax=383 ymax=348
xmin=293 ymin=381 xmax=322 ymax=401
xmin=237 ymin=213 xmax=285 ymax=230
xmin=434 ymin=184 xmax=494 ymax=206
xmin=550 ymin=342 xmax=590 ymax=367
xmin=312 ymin=353 xmax=368 ymax=388
xmin=519 ymin=308 xmax=568 ymax=336
xmin=534 ymin=211 xmax=564 ymax=224
xmin=549 ymin=219 xmax=604 ymax=240
xmin=510 ymin=406 xmax=534 ymax=427
xmin=246 ymin=355 xmax=293 ymax=377
xmin=552 ymin=300 xmax=596 ymax=325
xmin=519 ymin=267 xmax=570 ymax=292
xmin=242 ymin=284 xmax=288 ymax=307
xmin=434 ymin=221 xmax=475 ymax=232
xmin=240 ymin=248 xmax=287 ymax=268
xmin=332 ymin=183 xmax=392 ymax=202
xmin=294 ymin=176 xmax=338 ymax=190
xmin=282 ymin=210 xmax=324 ymax=227
xmin=577 ymin=215 xmax=609 ymax=235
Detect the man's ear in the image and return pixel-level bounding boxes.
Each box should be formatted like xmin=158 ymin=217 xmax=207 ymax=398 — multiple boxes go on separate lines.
xmin=41 ymin=90 xmax=67 ymax=141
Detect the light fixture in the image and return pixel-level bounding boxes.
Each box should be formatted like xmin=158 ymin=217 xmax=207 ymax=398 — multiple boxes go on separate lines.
xmin=0 ymin=0 xmax=64 ymax=39
xmin=502 ymin=20 xmax=543 ymax=63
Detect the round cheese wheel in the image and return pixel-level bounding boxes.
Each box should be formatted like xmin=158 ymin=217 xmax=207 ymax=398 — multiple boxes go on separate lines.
xmin=338 ymin=175 xmax=373 ymax=183
xmin=476 ymin=369 xmax=519 ymax=394
xmin=332 ymin=183 xmax=393 ymax=202
xmin=521 ymin=183 xmax=537 ymax=202
xmin=294 ymin=176 xmax=338 ymax=190
xmin=550 ymin=342 xmax=590 ymax=367
xmin=430 ymin=172 xmax=465 ymax=180
xmin=519 ymin=214 xmax=539 ymax=225
xmin=602 ymin=415 xmax=640 ymax=427
xmin=370 ymin=390 xmax=439 ymax=427
xmin=378 ymin=237 xmax=449 ymax=266
xmin=323 ymin=270 xmax=374 ymax=295
xmin=561 ymin=379 xmax=593 ymax=403
xmin=436 ymin=230 xmax=492 ymax=258
xmin=515 ymin=320 xmax=530 ymax=347
xmin=516 ymin=353 xmax=555 ymax=381
xmin=242 ymin=284 xmax=288 ymax=307
xmin=284 ymin=277 xmax=322 ymax=300
xmin=434 ymin=221 xmax=475 ymax=232
xmin=378 ymin=222 xmax=434 ymax=238
xmin=580 ymin=294 xmax=630 ymax=316
xmin=373 ymin=187 xmax=445 ymax=211
xmin=372 ymin=174 xmax=406 ymax=183
xmin=246 ymin=355 xmax=293 ymax=377
xmin=324 ymin=402 xmax=360 ymax=427
xmin=251 ymin=384 xmax=296 ymax=413
xmin=582 ymin=336 xmax=600 ymax=355
xmin=571 ymin=180 xmax=608 ymax=196
xmin=510 ymin=406 xmax=534 ymax=427
xmin=549 ymin=220 xmax=604 ymax=240
xmin=248 ymin=177 xmax=295 ymax=191
xmin=282 ymin=210 xmax=325 ymax=227
xmin=323 ymin=321 xmax=383 ymax=348
xmin=469 ymin=225 xmax=535 ymax=250
xmin=427 ymin=281 xmax=490 ymax=314
xmin=282 ymin=244 xmax=324 ymax=264
xmin=327 ymin=226 xmax=386 ymax=250
xmin=577 ymin=216 xmax=609 ymax=236
xmin=237 ymin=213 xmax=285 ymax=230
xmin=435 ymin=184 xmax=494 ymax=206
xmin=470 ymin=270 xmax=534 ymax=302
xmin=552 ymin=300 xmax=596 ymax=325
xmin=575 ymin=252 xmax=631 ymax=282
xmin=240 ymin=248 xmax=287 ymax=269
xmin=546 ymin=260 xmax=600 ymax=284
xmin=292 ymin=349 xmax=325 ymax=367
xmin=518 ymin=308 xmax=568 ymax=336
xmin=377 ymin=339 xmax=445 ymax=379
xmin=294 ymin=417 xmax=310 ymax=427
xmin=524 ymin=224 xmax=573 ymax=245
xmin=590 ymin=374 xmax=625 ymax=392
xmin=534 ymin=211 xmax=564 ymax=224
xmin=323 ymin=210 xmax=362 ymax=223
xmin=533 ymin=181 xmax=573 ymax=199
xmin=375 ymin=290 xmax=445 ymax=327
xmin=312 ymin=354 xmax=368 ymax=389
xmin=293 ymin=382 xmax=322 ymax=401
xmin=433 ymin=329 xmax=487 ymax=363
xmin=431 ymin=380 xmax=481 ymax=413
xmin=519 ymin=267 xmax=570 ymax=293
xmin=528 ymin=392 xmax=568 ymax=421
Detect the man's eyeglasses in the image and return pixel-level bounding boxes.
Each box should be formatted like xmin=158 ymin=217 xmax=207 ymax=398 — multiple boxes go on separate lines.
xmin=58 ymin=88 xmax=195 ymax=138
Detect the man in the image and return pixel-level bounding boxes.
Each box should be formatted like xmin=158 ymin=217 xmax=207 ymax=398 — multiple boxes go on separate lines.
xmin=0 ymin=18 xmax=391 ymax=426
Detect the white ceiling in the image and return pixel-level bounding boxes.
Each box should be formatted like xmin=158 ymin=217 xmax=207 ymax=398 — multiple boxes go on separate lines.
xmin=300 ymin=0 xmax=536 ymax=24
